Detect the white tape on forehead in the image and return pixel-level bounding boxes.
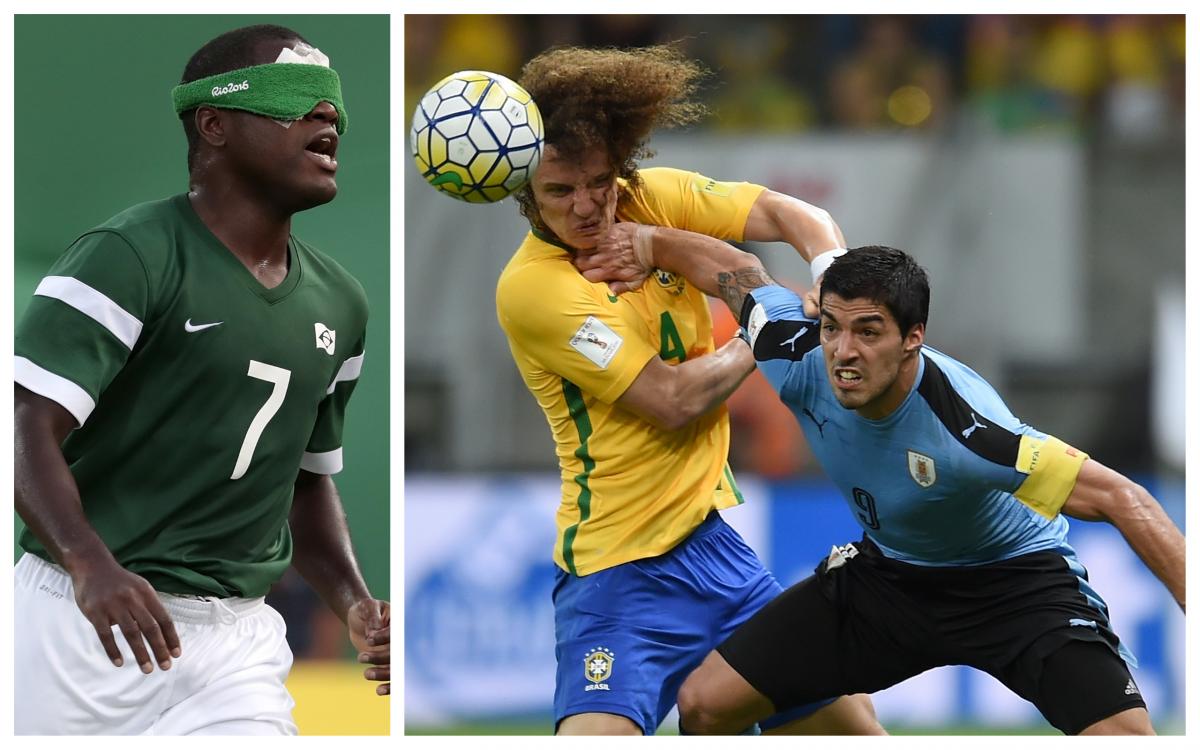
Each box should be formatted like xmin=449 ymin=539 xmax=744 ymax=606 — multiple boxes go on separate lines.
xmin=271 ymin=43 xmax=331 ymax=128
xmin=275 ymin=42 xmax=330 ymax=67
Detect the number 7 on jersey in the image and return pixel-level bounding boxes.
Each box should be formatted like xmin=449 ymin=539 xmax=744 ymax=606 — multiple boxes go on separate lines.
xmin=231 ymin=360 xmax=291 ymax=480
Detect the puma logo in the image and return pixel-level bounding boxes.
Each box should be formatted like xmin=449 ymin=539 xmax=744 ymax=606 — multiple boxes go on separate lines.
xmin=962 ymin=412 xmax=988 ymax=439
xmin=802 ymin=408 xmax=829 ymax=438
xmin=780 ymin=326 xmax=809 ymax=352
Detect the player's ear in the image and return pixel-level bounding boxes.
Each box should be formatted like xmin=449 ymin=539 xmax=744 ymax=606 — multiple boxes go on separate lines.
xmin=194 ymin=106 xmax=228 ymax=148
xmin=903 ymin=323 xmax=925 ymax=353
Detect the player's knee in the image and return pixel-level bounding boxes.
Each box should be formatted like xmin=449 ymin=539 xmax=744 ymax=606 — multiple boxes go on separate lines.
xmin=1079 ymin=707 xmax=1155 ymax=736
xmin=835 ymin=693 xmax=887 ymax=735
xmin=1126 ymin=722 xmax=1156 ymax=736
xmin=556 ymin=712 xmax=642 ymax=735
xmin=677 ymin=674 xmax=738 ymax=734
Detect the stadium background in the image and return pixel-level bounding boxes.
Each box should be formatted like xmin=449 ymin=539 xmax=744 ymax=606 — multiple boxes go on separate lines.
xmin=13 ymin=15 xmax=389 ymax=734
xmin=405 ymin=14 xmax=1186 ymax=735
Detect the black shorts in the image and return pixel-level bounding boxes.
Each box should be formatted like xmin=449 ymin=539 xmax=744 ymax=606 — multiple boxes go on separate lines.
xmin=718 ymin=536 xmax=1145 ymax=734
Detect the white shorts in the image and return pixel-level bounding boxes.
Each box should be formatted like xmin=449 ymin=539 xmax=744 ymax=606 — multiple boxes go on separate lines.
xmin=14 ymin=553 xmax=297 ymax=735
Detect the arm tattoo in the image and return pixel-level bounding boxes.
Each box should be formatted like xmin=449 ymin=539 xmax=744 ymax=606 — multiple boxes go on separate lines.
xmin=716 ymin=267 xmax=775 ymax=315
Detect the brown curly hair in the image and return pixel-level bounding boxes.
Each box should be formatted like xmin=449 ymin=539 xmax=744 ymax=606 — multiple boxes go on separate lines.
xmin=515 ymin=45 xmax=708 ymax=232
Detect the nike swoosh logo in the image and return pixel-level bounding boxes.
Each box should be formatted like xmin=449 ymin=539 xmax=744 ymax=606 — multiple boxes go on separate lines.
xmin=184 ymin=319 xmax=224 ymax=333
xmin=430 ymin=172 xmax=463 ymax=189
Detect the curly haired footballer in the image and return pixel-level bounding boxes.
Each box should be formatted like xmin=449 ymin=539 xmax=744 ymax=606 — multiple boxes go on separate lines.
xmin=515 ymin=45 xmax=708 ymax=231
xmin=496 ymin=41 xmax=887 ymax=736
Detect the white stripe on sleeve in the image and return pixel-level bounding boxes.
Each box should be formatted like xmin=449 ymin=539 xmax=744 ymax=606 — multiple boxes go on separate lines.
xmin=300 ymin=448 xmax=343 ymax=475
xmin=325 ymin=351 xmax=365 ymax=395
xmin=35 ymin=276 xmax=143 ymax=350
xmin=14 ymin=356 xmax=96 ymax=427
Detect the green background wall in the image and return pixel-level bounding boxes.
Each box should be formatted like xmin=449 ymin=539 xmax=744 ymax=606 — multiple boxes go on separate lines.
xmin=13 ymin=15 xmax=390 ymax=600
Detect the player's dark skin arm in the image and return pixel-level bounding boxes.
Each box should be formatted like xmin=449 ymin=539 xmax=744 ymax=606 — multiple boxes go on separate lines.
xmin=14 ymin=385 xmax=182 ymax=674
xmin=289 ymin=470 xmax=390 ymax=694
xmin=1061 ymin=459 xmax=1186 ymax=611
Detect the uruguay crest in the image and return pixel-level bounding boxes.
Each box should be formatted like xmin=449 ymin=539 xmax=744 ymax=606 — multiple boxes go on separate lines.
xmin=583 ymin=647 xmax=615 ymax=690
xmin=907 ymin=450 xmax=936 ymax=488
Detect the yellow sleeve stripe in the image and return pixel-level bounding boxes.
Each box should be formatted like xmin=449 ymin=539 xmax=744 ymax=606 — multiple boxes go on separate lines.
xmin=1013 ymin=435 xmax=1089 ymax=519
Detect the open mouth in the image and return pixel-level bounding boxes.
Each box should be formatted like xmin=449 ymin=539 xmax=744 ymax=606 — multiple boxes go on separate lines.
xmin=833 ymin=368 xmax=862 ymax=388
xmin=305 ymin=129 xmax=339 ymax=171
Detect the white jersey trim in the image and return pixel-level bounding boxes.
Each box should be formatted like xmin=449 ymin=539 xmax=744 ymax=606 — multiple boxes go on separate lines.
xmin=14 ymin=356 xmax=96 ymax=426
xmin=35 ymin=276 xmax=143 ymax=350
xmin=325 ymin=351 xmax=365 ymax=395
xmin=301 ymin=448 xmax=343 ymax=475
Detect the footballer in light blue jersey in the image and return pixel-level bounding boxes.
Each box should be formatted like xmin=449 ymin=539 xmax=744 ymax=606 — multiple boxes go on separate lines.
xmin=573 ymin=234 xmax=1185 ymax=737
xmin=745 ymin=283 xmax=1078 ymax=567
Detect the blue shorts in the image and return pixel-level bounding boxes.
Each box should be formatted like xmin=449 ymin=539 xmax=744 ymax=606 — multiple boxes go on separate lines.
xmin=552 ymin=511 xmax=834 ymax=733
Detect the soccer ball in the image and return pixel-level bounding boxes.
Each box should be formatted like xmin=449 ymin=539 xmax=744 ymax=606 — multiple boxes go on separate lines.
xmin=411 ymin=70 xmax=544 ymax=203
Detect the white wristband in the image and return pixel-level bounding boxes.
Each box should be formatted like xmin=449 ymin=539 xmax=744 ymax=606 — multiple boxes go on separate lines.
xmin=810 ymin=247 xmax=848 ymax=283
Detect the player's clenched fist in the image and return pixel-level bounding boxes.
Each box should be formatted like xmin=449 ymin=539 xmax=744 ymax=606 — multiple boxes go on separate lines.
xmin=349 ymin=598 xmax=390 ymax=696
xmin=71 ymin=553 xmax=181 ymax=673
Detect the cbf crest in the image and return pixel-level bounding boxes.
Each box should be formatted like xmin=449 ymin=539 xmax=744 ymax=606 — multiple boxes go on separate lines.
xmin=583 ymin=647 xmax=615 ymax=691
xmin=907 ymin=450 xmax=937 ymax=488
xmin=653 ymin=269 xmax=686 ymax=296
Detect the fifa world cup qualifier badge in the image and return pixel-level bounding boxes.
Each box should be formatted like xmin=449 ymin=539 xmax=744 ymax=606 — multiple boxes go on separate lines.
xmin=583 ymin=647 xmax=615 ymax=691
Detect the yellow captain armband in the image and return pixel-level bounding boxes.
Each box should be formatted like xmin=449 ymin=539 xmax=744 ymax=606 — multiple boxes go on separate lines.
xmin=1013 ymin=435 xmax=1089 ymax=519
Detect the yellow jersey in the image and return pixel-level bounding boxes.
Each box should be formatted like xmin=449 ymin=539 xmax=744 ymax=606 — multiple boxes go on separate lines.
xmin=496 ymin=167 xmax=766 ymax=575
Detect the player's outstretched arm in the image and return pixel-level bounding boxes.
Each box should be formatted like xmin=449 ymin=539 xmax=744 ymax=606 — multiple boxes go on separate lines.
xmin=1060 ymin=459 xmax=1185 ymax=611
xmin=575 ymin=223 xmax=776 ymax=316
xmin=290 ymin=470 xmax=390 ymax=694
xmin=615 ymin=337 xmax=755 ymax=432
xmin=745 ymin=190 xmax=848 ymax=317
xmin=15 ymin=385 xmax=182 ymax=674
xmin=743 ymin=189 xmax=846 ymax=263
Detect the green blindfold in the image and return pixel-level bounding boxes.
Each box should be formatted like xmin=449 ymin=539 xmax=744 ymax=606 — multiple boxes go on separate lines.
xmin=172 ymin=63 xmax=348 ymax=134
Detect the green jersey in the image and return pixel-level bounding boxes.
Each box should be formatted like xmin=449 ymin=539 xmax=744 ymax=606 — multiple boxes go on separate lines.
xmin=15 ymin=194 xmax=368 ymax=597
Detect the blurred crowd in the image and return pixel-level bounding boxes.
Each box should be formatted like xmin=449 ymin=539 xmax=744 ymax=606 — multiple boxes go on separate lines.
xmin=407 ymin=14 xmax=1185 ymax=143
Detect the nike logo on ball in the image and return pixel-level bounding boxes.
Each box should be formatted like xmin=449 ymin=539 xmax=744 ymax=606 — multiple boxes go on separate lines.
xmin=184 ymin=319 xmax=224 ymax=333
xmin=430 ymin=172 xmax=463 ymax=189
